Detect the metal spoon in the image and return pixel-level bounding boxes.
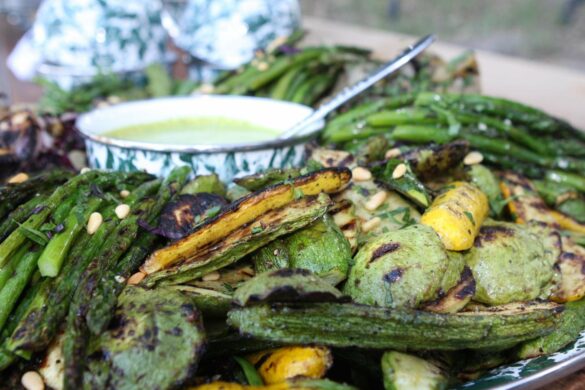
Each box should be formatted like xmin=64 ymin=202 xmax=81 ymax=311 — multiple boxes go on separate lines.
xmin=277 ymin=34 xmax=436 ymax=140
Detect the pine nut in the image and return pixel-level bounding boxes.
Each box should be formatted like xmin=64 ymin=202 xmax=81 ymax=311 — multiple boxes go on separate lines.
xmin=464 ymin=151 xmax=484 ymax=166
xmin=21 ymin=371 xmax=44 ymax=390
xmin=385 ymin=148 xmax=402 ymax=159
xmin=240 ymin=266 xmax=255 ymax=276
xmin=87 ymin=212 xmax=103 ymax=235
xmin=392 ymin=163 xmax=407 ymax=179
xmin=119 ymin=189 xmax=130 ymax=198
xmin=114 ymin=275 xmax=126 ymax=284
xmin=362 ymin=217 xmax=382 ymax=233
xmin=127 ymin=271 xmax=146 ymax=285
xmin=202 ymin=271 xmax=221 ymax=281
xmin=115 ymin=204 xmax=130 ymax=219
xmin=80 ymin=167 xmax=91 ymax=174
xmin=7 ymin=172 xmax=29 ymax=184
xmin=333 ymin=211 xmax=354 ymax=227
xmin=352 ymin=167 xmax=372 ymax=182
xmin=365 ymin=191 xmax=388 ymax=211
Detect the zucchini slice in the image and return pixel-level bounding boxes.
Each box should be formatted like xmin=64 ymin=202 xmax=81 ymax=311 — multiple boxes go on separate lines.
xmin=233 ymin=269 xmax=344 ymax=307
xmin=141 ymin=168 xmax=351 ymax=274
xmin=381 ymin=351 xmax=448 ymax=390
xmin=424 ymin=266 xmax=475 ymax=314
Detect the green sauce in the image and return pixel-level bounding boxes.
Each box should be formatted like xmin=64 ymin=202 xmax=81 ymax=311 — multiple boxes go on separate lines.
xmin=104 ymin=117 xmax=280 ymax=145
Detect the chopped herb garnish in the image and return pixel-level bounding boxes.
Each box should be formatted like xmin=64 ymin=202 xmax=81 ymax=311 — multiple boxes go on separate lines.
xmin=13 ymin=219 xmax=49 ymax=245
xmin=206 ymin=206 xmax=222 ymax=218
xmin=378 ymin=207 xmax=416 ymax=228
xmin=252 ymin=226 xmax=264 ymax=234
xmin=293 ymin=188 xmax=304 ymax=200
xmin=464 ymin=211 xmax=476 ymax=226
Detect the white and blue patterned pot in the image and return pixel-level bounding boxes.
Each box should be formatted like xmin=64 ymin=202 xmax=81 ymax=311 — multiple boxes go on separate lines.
xmin=76 ymin=96 xmax=322 ymax=182
xmin=31 ymin=0 xmax=169 ymax=89
xmin=163 ymin=0 xmax=300 ymax=74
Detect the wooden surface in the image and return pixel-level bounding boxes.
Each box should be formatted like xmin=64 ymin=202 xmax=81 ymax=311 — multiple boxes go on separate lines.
xmin=303 ymin=17 xmax=585 ymax=130
xmin=304 ymin=16 xmax=585 ymax=389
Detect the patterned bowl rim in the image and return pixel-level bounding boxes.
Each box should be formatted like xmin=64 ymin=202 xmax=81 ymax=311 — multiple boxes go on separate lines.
xmin=76 ymin=95 xmax=323 ymax=154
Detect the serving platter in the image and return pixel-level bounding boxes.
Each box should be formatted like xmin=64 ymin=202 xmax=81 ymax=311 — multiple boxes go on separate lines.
xmin=461 ymin=332 xmax=585 ymax=389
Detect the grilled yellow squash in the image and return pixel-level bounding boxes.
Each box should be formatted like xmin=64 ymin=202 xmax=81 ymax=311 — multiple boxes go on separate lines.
xmin=421 ymin=182 xmax=488 ymax=251
xmin=247 ymin=346 xmax=333 ymax=385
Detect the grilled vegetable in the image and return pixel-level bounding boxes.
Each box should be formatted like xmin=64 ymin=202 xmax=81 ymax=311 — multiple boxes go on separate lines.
xmin=549 ymin=210 xmax=585 ymax=234
xmin=141 ymin=194 xmax=332 ymax=287
xmin=465 ymin=221 xmax=555 ymax=305
xmin=247 ymin=346 xmax=333 ymax=385
xmin=381 ymin=351 xmax=448 ymax=390
xmin=233 ymin=269 xmax=344 ymax=307
xmin=227 ymin=301 xmax=563 ymax=351
xmin=141 ymin=168 xmax=351 ymax=275
xmin=401 ymin=140 xmax=469 ymax=180
xmin=191 ymin=378 xmax=357 ymax=390
xmin=344 ymin=224 xmax=464 ymax=308
xmin=234 ymin=169 xmax=302 ymax=192
xmin=371 ymin=159 xmax=431 ymax=208
xmin=424 ymin=266 xmax=475 ymax=314
xmin=516 ymin=298 xmax=585 ymax=359
xmin=467 ymin=164 xmax=503 ymax=215
xmin=82 ymin=286 xmax=206 ymax=389
xmin=252 ymin=215 xmax=351 ymax=285
xmin=182 ymin=174 xmax=227 ymax=197
xmin=551 ymin=235 xmax=585 ymax=303
xmin=159 ymin=193 xmax=227 ymax=240
xmin=421 ymin=182 xmax=489 ymax=251
xmin=499 ymin=171 xmax=558 ymax=225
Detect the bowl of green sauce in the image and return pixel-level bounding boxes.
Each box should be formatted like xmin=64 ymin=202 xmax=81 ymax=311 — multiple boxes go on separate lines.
xmin=76 ymin=95 xmax=323 ymax=181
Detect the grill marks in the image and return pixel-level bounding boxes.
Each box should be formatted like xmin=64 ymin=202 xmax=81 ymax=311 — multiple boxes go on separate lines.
xmin=370 ymin=242 xmax=401 ymax=263
xmin=474 ymin=225 xmax=515 ymax=247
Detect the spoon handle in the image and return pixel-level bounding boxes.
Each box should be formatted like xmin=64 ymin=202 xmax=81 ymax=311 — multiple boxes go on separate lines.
xmin=278 ymin=34 xmax=436 ymax=140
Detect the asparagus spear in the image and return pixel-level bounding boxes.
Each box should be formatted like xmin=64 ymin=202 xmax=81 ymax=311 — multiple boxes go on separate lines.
xmin=0 ymin=195 xmax=44 ymax=242
xmin=0 ymin=246 xmax=41 ymax=331
xmin=0 ymin=280 xmax=41 ymax=371
xmin=85 ymin=232 xmax=160 ymax=334
xmin=6 ymin=179 xmax=161 ymax=354
xmin=0 ymin=169 xmax=73 ymax=220
xmin=0 ymin=244 xmax=29 ymax=292
xmin=37 ymin=196 xmax=104 ymax=277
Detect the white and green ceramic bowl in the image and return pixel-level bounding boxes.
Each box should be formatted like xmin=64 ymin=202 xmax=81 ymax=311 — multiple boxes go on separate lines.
xmin=76 ymin=95 xmax=322 ymax=182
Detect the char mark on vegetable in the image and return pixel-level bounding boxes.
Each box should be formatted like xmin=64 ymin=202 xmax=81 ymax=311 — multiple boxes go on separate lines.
xmin=370 ymin=242 xmax=401 ymax=263
xmin=383 ymin=268 xmax=404 ymax=283
xmin=475 ymin=225 xmax=515 ymax=246
xmin=455 ymin=267 xmax=476 ymax=299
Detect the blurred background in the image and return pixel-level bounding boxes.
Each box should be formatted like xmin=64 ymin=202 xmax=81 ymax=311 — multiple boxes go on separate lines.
xmin=300 ymin=0 xmax=585 ymax=70
xmin=1 ymin=0 xmax=584 ymax=103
